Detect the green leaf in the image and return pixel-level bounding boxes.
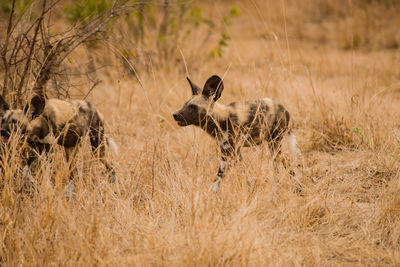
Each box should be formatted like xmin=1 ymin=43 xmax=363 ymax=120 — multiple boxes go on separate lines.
xmin=230 ymin=6 xmax=240 ymax=17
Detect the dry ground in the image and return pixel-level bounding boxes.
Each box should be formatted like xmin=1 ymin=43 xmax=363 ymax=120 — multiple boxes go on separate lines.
xmin=1 ymin=0 xmax=400 ymax=265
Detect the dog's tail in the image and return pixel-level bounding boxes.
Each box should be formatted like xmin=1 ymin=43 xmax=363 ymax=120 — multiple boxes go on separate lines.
xmin=286 ymin=131 xmax=300 ymax=157
xmin=106 ymin=136 xmax=119 ymax=155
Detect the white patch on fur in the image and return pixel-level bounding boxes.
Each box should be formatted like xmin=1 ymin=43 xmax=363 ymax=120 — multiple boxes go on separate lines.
xmin=22 ymin=165 xmax=34 ymax=184
xmin=229 ymin=102 xmax=249 ymax=124
xmin=106 ymin=136 xmax=119 ymax=155
xmin=38 ymin=134 xmax=55 ymax=144
xmin=261 ymin=98 xmax=276 ymax=115
xmin=210 ymin=101 xmax=230 ymax=121
xmin=65 ymin=180 xmax=75 ymax=199
xmin=219 ymin=161 xmax=226 ymax=172
xmin=286 ymin=132 xmax=300 ymax=156
xmin=211 ymin=179 xmax=221 ymax=194
xmin=246 ymin=176 xmax=258 ymax=187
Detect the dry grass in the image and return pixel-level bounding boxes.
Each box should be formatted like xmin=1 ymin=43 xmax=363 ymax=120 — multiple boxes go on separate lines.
xmin=1 ymin=0 xmax=400 ymax=265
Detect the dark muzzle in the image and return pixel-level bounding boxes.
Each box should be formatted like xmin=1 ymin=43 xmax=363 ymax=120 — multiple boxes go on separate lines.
xmin=172 ymin=112 xmax=188 ymax=126
xmin=0 ymin=130 xmax=10 ymax=144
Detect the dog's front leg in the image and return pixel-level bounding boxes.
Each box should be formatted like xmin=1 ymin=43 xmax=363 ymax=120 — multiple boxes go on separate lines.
xmin=23 ymin=151 xmax=36 ymax=188
xmin=211 ymin=136 xmax=235 ymax=194
xmin=22 ymin=165 xmax=35 ymax=190
xmin=22 ymin=143 xmax=49 ymax=192
xmin=64 ymin=146 xmax=79 ymax=197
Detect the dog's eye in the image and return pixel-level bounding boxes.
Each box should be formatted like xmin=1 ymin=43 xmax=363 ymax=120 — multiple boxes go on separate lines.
xmin=188 ymin=104 xmax=197 ymax=110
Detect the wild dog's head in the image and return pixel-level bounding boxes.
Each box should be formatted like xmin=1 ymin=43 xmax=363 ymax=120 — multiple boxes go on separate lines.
xmin=0 ymin=94 xmax=45 ymax=144
xmin=173 ymin=75 xmax=224 ymax=127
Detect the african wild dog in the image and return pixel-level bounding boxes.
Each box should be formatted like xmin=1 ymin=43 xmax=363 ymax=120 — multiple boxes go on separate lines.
xmin=0 ymin=94 xmax=118 ymax=192
xmin=173 ymin=75 xmax=299 ymax=193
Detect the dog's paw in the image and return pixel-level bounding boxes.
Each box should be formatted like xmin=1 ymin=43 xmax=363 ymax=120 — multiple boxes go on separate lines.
xmin=65 ymin=180 xmax=75 ymax=200
xmin=211 ymin=180 xmax=221 ymax=194
xmin=246 ymin=176 xmax=258 ymax=187
xmin=109 ymin=172 xmax=116 ymax=183
xmin=22 ymin=165 xmax=36 ymax=193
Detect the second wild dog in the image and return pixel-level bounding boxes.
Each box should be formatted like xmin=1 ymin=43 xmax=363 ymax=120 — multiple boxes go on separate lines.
xmin=0 ymin=94 xmax=118 ymax=193
xmin=173 ymin=75 xmax=299 ymax=193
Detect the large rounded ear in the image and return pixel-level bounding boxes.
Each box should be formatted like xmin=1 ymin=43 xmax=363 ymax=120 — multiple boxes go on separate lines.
xmin=202 ymin=75 xmax=224 ymax=101
xmin=186 ymin=77 xmax=201 ymax=95
xmin=24 ymin=94 xmax=45 ymax=119
xmin=0 ymin=95 xmax=10 ymax=117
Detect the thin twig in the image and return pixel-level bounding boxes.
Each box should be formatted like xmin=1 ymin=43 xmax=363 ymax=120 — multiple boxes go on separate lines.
xmin=1 ymin=0 xmax=16 ymax=97
xmin=16 ymin=0 xmax=47 ymax=105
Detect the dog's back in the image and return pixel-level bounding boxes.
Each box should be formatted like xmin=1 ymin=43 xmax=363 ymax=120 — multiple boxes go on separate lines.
xmin=226 ymin=98 xmax=290 ymax=146
xmin=29 ymin=98 xmax=104 ymax=147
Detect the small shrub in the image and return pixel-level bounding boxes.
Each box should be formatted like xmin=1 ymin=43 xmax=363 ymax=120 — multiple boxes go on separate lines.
xmin=209 ymin=6 xmax=240 ymax=59
xmin=64 ymin=0 xmax=111 ymax=23
xmin=309 ymin=114 xmax=359 ymax=152
xmin=0 ymin=0 xmax=32 ymax=16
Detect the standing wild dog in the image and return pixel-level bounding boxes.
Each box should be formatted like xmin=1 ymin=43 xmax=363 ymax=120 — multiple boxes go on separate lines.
xmin=173 ymin=75 xmax=299 ymax=193
xmin=0 ymin=94 xmax=118 ymax=192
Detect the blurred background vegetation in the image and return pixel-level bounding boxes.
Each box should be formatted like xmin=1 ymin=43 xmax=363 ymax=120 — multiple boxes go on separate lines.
xmin=0 ymin=0 xmax=242 ymax=106
xmin=0 ymin=0 xmax=399 ymax=107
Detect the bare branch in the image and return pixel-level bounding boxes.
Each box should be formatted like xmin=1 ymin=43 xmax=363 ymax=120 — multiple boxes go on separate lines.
xmin=15 ymin=0 xmax=47 ymax=105
xmin=1 ymin=0 xmax=16 ymax=97
xmin=1 ymin=0 xmax=132 ymax=107
xmin=31 ymin=2 xmax=130 ymax=97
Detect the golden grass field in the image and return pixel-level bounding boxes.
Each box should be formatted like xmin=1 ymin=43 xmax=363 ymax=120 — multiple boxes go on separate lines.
xmin=1 ymin=0 xmax=400 ymax=265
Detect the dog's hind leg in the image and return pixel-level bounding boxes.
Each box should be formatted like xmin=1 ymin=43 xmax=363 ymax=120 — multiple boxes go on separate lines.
xmin=269 ymin=132 xmax=303 ymax=195
xmin=98 ymin=139 xmax=117 ymax=183
xmin=89 ymin=126 xmax=117 ymax=183
xmin=22 ymin=143 xmax=51 ymax=193
xmin=64 ymin=146 xmax=79 ymax=197
xmin=22 ymin=165 xmax=35 ymax=192
xmin=269 ymin=138 xmax=286 ymax=173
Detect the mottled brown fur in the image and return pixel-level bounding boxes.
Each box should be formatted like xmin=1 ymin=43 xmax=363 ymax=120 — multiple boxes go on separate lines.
xmin=0 ymin=95 xmax=117 ymax=189
xmin=173 ymin=75 xmax=295 ymax=193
